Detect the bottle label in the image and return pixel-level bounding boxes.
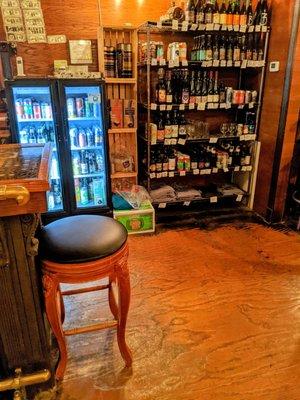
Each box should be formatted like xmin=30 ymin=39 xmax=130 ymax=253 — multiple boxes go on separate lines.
xmin=157 ymin=129 xmax=165 ymax=141
xmin=166 ymin=94 xmax=173 ymax=103
xmin=191 ymin=161 xmax=198 ymax=169
xmin=179 ymin=125 xmax=187 ymax=136
xmin=219 ymin=48 xmax=226 ymax=60
xmin=205 ymin=12 xmax=213 ymax=24
xmin=233 ymin=15 xmax=240 ymax=25
xmin=227 ymin=49 xmax=233 ymax=60
xmin=158 ymin=89 xmax=166 ymax=103
xmin=199 ymin=50 xmax=206 ymax=61
xmin=182 ymin=91 xmax=190 ymax=104
xmin=233 ymin=49 xmax=241 ymax=61
xmin=213 ymin=13 xmax=220 ymax=24
xmin=240 ymin=15 xmax=247 ymax=25
xmin=227 ymin=15 xmax=233 ymax=25
xmin=248 ymin=15 xmax=253 ymax=25
xmin=206 ymin=50 xmax=213 ymax=61
xmin=260 ymin=13 xmax=268 ymax=26
xmin=165 ymin=126 xmax=173 ymax=138
xmin=219 ymin=13 xmax=227 ymax=25
xmin=171 ymin=125 xmax=179 ymax=138
xmin=185 ymin=11 xmax=195 ymax=23
xmin=197 ymin=12 xmax=205 ymax=24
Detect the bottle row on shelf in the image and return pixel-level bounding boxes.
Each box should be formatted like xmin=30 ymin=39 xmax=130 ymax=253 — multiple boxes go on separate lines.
xmin=74 ymin=177 xmax=106 ymax=207
xmin=69 ymin=125 xmax=104 ymax=148
xmin=147 ymin=58 xmax=264 ymax=69
xmin=19 ymin=123 xmax=55 ymax=144
xmin=140 ymin=33 xmax=265 ymax=66
xmin=148 ymin=110 xmax=256 ymax=145
xmin=148 ymin=142 xmax=252 ymax=178
xmin=158 ymin=0 xmax=269 ymax=29
xmin=48 ymin=179 xmax=62 ymax=210
xmin=67 ymin=97 xmax=100 ymax=119
xmin=15 ymin=98 xmax=52 ymax=120
xmin=104 ymin=43 xmax=133 ymax=79
xmin=154 ymin=68 xmax=257 ymax=106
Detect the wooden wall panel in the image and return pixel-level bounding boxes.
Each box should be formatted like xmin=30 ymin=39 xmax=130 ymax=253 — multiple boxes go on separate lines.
xmin=253 ymin=0 xmax=295 ymax=216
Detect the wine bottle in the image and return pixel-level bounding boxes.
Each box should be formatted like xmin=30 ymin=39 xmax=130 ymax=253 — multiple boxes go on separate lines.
xmin=213 ymin=0 xmax=220 ymax=24
xmin=205 ymin=0 xmax=214 ymax=24
xmin=226 ymin=35 xmax=233 ymax=60
xmin=254 ymin=0 xmax=262 ymax=25
xmin=246 ymin=0 xmax=253 ymax=25
xmin=227 ymin=0 xmax=234 ymax=25
xmin=195 ymin=71 xmax=202 ymax=101
xmin=196 ymin=0 xmax=205 ymax=24
xmin=213 ymin=34 xmax=219 ymax=60
xmin=240 ymin=35 xmax=246 ymax=60
xmin=205 ymin=34 xmax=213 ymax=61
xmin=156 ymin=68 xmax=166 ymax=103
xmin=157 ymin=112 xmax=165 ymax=141
xmin=239 ymin=1 xmax=247 ymax=25
xmin=219 ymin=35 xmax=226 ymax=60
xmin=201 ymin=71 xmax=208 ymax=103
xmin=189 ymin=71 xmax=196 ymax=103
xmin=181 ymin=69 xmax=190 ymax=104
xmin=207 ymin=70 xmax=214 ymax=102
xmin=185 ymin=0 xmax=196 ymax=23
xmin=219 ymin=1 xmax=227 ymax=25
xmin=233 ymin=36 xmax=241 ymax=61
xmin=260 ymin=0 xmax=268 ymax=26
xmin=233 ymin=0 xmax=240 ymax=26
xmin=213 ymin=71 xmax=219 ymax=102
xmin=166 ymin=70 xmax=173 ymax=103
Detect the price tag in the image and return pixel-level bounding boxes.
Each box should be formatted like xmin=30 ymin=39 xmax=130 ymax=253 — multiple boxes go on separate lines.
xmin=259 ymin=61 xmax=265 ymax=67
xmin=244 ymin=134 xmax=252 ymax=141
xmin=162 ymin=171 xmax=168 ymax=177
xmin=179 ymin=104 xmax=185 ymax=111
xmin=196 ymin=96 xmax=201 ymax=103
xmin=233 ymin=24 xmax=240 ymax=31
xmin=183 ymin=201 xmax=191 ymax=206
xmin=198 ymin=102 xmax=206 ymax=110
xmin=200 ymin=169 xmax=207 ymax=175
xmin=151 ymin=58 xmax=158 ymax=66
xmin=201 ymin=61 xmax=207 ymax=68
xmin=240 ymin=25 xmax=247 ymax=33
xmin=157 ymin=21 xmax=163 ymax=29
xmin=234 ymin=61 xmax=241 ymax=67
xmin=150 ymin=173 xmax=156 ymax=179
xmin=214 ymin=103 xmax=219 ymax=109
xmin=214 ymin=23 xmax=220 ymax=31
xmin=168 ymin=60 xmax=174 ymax=68
xmin=227 ymin=60 xmax=233 ymax=67
xmin=210 ymin=196 xmax=218 ymax=203
xmin=249 ymin=102 xmax=254 ymax=109
xmin=248 ymin=134 xmax=256 ymax=141
xmin=182 ymin=59 xmax=188 ymax=67
xmin=223 ymin=167 xmax=229 ymax=173
xmin=225 ymin=103 xmax=232 ymax=109
xmin=241 ymin=60 xmax=248 ymax=69
xmin=247 ymin=166 xmax=252 ymax=171
xmin=208 ymin=60 xmax=214 ymax=67
xmin=164 ymin=139 xmax=171 ymax=145
xmin=241 ymin=166 xmax=247 ymax=171
xmin=178 ymin=138 xmax=186 ymax=145
xmin=248 ymin=25 xmax=254 ymax=32
xmin=193 ymin=169 xmax=200 ymax=175
xmin=206 ymin=23 xmax=214 ymax=31
xmin=213 ymin=60 xmax=220 ymax=67
xmin=158 ymin=203 xmax=167 ymax=208
xmin=170 ymin=139 xmax=177 ymax=145
xmin=227 ymin=25 xmax=233 ymax=31
xmin=206 ymin=169 xmax=212 ymax=175
xmin=150 ymin=103 xmax=157 ymax=110
xmin=220 ymin=60 xmax=227 ymax=67
xmin=262 ymin=25 xmax=268 ymax=32
xmin=247 ymin=60 xmax=253 ymax=67
xmin=255 ymin=25 xmax=261 ymax=32
xmin=172 ymin=20 xmax=179 ymax=30
xmin=167 ymin=105 xmax=173 ymax=111
xmin=160 ymin=59 xmax=166 ymax=66
xmin=174 ymin=59 xmax=180 ymax=67
xmin=157 ymin=172 xmax=162 ymax=178
xmin=220 ymin=102 xmax=226 ymax=109
xmin=179 ymin=171 xmax=186 ymax=176
xmin=236 ymin=194 xmax=243 ymax=202
xmin=209 ymin=137 xmax=218 ymax=143
xmin=234 ymin=166 xmax=240 ymax=172
xmin=221 ymin=24 xmax=227 ymax=31
xmin=181 ymin=21 xmax=188 ymax=31
xmin=239 ymin=135 xmax=245 ymax=141
xmin=212 ymin=168 xmax=219 ymax=173
xmin=160 ymin=104 xmax=166 ymax=111
xmin=168 ymin=171 xmax=175 ymax=177
xmin=189 ymin=103 xmax=195 ymax=110
xmin=191 ymin=23 xmax=198 ymax=31
xmin=198 ymin=24 xmax=206 ymax=31
xmin=238 ymin=104 xmax=245 ymax=109
xmin=207 ymin=103 xmax=214 ymax=109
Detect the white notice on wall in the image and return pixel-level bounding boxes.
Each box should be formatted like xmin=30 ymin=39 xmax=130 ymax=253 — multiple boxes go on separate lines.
xmin=21 ymin=0 xmax=47 ymax=42
xmin=1 ymin=0 xmax=26 ymax=42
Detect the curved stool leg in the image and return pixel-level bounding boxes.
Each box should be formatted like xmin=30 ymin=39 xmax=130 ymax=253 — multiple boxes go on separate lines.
xmin=58 ymin=285 xmax=65 ymax=325
xmin=108 ymin=275 xmax=118 ymax=320
xmin=116 ymin=263 xmax=132 ymax=367
xmin=43 ymin=274 xmax=67 ymax=381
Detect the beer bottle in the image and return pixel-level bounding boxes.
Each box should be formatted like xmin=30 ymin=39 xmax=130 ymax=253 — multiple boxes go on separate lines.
xmin=28 ymin=126 xmax=36 ymax=143
xmin=233 ymin=36 xmax=241 ymax=61
xmin=260 ymin=0 xmax=268 ymax=26
xmin=196 ymin=0 xmax=205 ymax=24
xmin=213 ymin=71 xmax=219 ymax=103
xmin=150 ymin=150 xmax=156 ymax=172
xmin=219 ymin=81 xmax=226 ymax=103
xmin=195 ymin=71 xmax=202 ymax=101
xmin=185 ymin=0 xmax=196 ymax=23
xmin=246 ymin=34 xmax=253 ymax=60
xmin=199 ymin=35 xmax=206 ymax=61
xmin=80 ymin=151 xmax=89 ymax=174
xmin=171 ymin=110 xmax=179 ymax=138
xmin=181 ymin=69 xmax=190 ymax=104
xmin=213 ymin=0 xmax=220 ymax=24
xmin=219 ymin=35 xmax=226 ymax=60
xmin=233 ymin=0 xmax=240 ymax=26
xmin=226 ymin=0 xmax=234 ymax=25
xmin=239 ymin=1 xmax=247 ymax=25
xmin=226 ymin=36 xmax=233 ymax=60
xmin=166 ymin=70 xmax=173 ymax=103
xmin=179 ymin=112 xmax=187 ymax=137
xmin=254 ymin=0 xmax=262 ymax=25
xmin=205 ymin=0 xmax=214 ymax=24
xmin=207 ymin=71 xmax=214 ymax=102
xmin=252 ymin=34 xmax=258 ymax=61
xmin=157 ymin=112 xmax=165 ymax=141
xmin=219 ymin=1 xmax=227 ymax=25
xmin=213 ymin=35 xmax=219 ymax=60
xmin=246 ymin=0 xmax=254 ymax=25
xmin=205 ymin=35 xmax=213 ymax=61
xmin=80 ymin=179 xmax=89 ymax=205
xmin=201 ymin=71 xmax=208 ymax=103
xmin=240 ymin=35 xmax=247 ymax=60
xmin=156 ymin=68 xmax=166 ymax=103
xmin=190 ymin=71 xmax=196 ymax=103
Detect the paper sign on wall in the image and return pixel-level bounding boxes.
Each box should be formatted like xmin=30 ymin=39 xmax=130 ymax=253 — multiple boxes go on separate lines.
xmin=1 ymin=0 xmax=26 ymax=42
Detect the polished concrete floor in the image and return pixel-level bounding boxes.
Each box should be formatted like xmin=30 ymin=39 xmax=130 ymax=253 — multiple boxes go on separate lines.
xmin=58 ymin=223 xmax=300 ymax=400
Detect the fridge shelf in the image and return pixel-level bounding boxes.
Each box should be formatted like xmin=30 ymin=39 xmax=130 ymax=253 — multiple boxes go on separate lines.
xmin=74 ymin=172 xmax=104 ymax=179
xmin=68 ymin=117 xmax=99 ymax=121
xmin=18 ymin=118 xmax=53 ymax=123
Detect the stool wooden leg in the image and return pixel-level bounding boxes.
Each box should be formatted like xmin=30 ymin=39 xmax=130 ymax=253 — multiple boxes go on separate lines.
xmin=116 ymin=263 xmax=132 ymax=367
xmin=109 ymin=276 xmax=118 ymax=320
xmin=58 ymin=285 xmax=65 ymax=325
xmin=43 ymin=274 xmax=67 ymax=381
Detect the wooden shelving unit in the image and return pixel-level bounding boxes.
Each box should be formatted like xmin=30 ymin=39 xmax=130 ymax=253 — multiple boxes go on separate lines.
xmin=98 ymin=25 xmax=138 ymax=191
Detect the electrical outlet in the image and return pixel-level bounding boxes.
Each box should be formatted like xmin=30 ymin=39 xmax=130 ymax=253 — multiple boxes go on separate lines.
xmin=269 ymin=61 xmax=280 ymax=72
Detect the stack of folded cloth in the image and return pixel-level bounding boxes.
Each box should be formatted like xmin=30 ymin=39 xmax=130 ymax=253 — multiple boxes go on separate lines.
xmin=150 ymin=183 xmax=176 ymax=203
xmin=217 ymin=184 xmax=244 ymax=196
xmin=174 ymin=184 xmax=202 ymax=201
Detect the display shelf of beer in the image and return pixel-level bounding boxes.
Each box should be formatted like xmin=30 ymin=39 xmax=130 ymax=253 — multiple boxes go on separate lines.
xmin=138 ymin=59 xmax=265 ymax=69
xmin=139 ymin=21 xmax=270 ymax=34
xmin=145 ymin=102 xmax=258 ymax=111
xmin=105 ymin=78 xmax=137 ymax=84
xmin=17 ymin=118 xmax=53 ymax=123
xmin=68 ymin=117 xmax=100 ymax=121
xmin=146 ymin=134 xmax=257 ymax=146
xmin=148 ymin=164 xmax=253 ymax=180
xmin=111 ymin=172 xmax=138 ymax=179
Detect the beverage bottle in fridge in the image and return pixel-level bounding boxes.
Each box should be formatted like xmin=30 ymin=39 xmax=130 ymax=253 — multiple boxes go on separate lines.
xmin=15 ymin=99 xmax=24 ymax=119
xmin=37 ymin=126 xmax=47 ymax=143
xmin=51 ymin=154 xmax=59 ymax=178
xmin=80 ymin=179 xmax=89 ymax=205
xmin=72 ymin=151 xmax=81 ymax=175
xmin=48 ymin=189 xmax=55 ymax=210
xmin=86 ymin=127 xmax=94 ymax=147
xmin=53 ymin=180 xmax=62 ymax=206
xmin=32 ymin=100 xmax=41 ymax=119
xmin=78 ymin=127 xmax=87 ymax=148
xmin=67 ymin=98 xmax=76 ymax=118
xmin=19 ymin=127 xmax=29 ymax=143
xmin=41 ymin=102 xmax=52 ymax=119
xmin=48 ymin=125 xmax=55 ymax=142
xmin=88 ymin=152 xmax=96 ymax=174
xmin=75 ymin=98 xmax=85 ymax=118
xmin=92 ymin=102 xmax=100 ymax=118
xmin=96 ymin=152 xmax=104 ymax=172
xmin=93 ymin=178 xmax=105 ymax=206
xmin=84 ymin=98 xmax=92 ymax=118
xmin=80 ymin=151 xmax=89 ymax=174
xmin=74 ymin=178 xmax=81 ymax=203
xmin=28 ymin=126 xmax=36 ymax=143
xmin=69 ymin=126 xmax=78 ymax=147
xmin=94 ymin=126 xmax=103 ymax=146
xmin=88 ymin=178 xmax=94 ymax=201
xmin=23 ymin=98 xmax=33 ymax=119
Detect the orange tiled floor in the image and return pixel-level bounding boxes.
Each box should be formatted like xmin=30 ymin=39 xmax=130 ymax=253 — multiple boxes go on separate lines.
xmin=57 ymin=223 xmax=300 ymax=400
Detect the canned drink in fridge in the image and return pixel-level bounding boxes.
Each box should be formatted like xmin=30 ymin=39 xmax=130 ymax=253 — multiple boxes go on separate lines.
xmin=67 ymin=98 xmax=76 ymax=118
xmin=251 ymin=90 xmax=258 ymax=103
xmin=41 ymin=102 xmax=52 ymax=119
xmin=245 ymin=90 xmax=252 ymax=104
xmin=232 ymin=90 xmax=240 ymax=104
xmin=23 ymin=98 xmax=33 ymax=119
xmin=75 ymin=97 xmax=85 ymax=117
xmin=32 ymin=101 xmax=41 ymax=119
xmin=15 ymin=99 xmax=24 ymax=119
xmin=238 ymin=90 xmax=245 ymax=105
xmin=226 ymin=87 xmax=233 ymax=104
xmin=69 ymin=126 xmax=78 ymax=147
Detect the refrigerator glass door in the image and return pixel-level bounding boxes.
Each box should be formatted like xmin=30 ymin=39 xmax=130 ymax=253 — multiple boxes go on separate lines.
xmin=64 ymin=85 xmax=108 ymax=209
xmin=11 ymin=85 xmax=63 ymax=212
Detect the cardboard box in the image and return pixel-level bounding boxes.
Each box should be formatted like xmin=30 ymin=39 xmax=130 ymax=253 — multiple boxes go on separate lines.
xmin=110 ymin=99 xmax=123 ymax=128
xmin=123 ymin=99 xmax=135 ymax=128
xmin=113 ymin=200 xmax=155 ymax=235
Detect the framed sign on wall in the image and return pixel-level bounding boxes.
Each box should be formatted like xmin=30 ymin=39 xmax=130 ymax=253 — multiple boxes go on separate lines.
xmin=69 ymin=40 xmax=93 ymax=64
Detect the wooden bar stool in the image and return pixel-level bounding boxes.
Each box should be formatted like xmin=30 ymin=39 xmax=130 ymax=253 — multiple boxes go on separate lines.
xmin=39 ymin=215 xmax=132 ymax=381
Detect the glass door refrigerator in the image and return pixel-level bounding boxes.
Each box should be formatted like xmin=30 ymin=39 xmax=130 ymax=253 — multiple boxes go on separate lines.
xmin=5 ymin=78 xmax=111 ymax=219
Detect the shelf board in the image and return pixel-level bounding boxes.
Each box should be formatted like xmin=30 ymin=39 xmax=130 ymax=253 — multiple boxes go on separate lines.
xmin=145 ymin=134 xmax=257 ymax=145
xmin=68 ymin=117 xmax=99 ymax=121
xmin=142 ymin=102 xmax=258 ymax=112
xmin=105 ymin=78 xmax=136 ymax=84
xmin=111 ymin=172 xmax=138 ymax=179
xmin=108 ymin=128 xmax=137 ymax=134
xmin=148 ymin=165 xmax=253 ymax=179
xmin=138 ymin=60 xmax=265 ymax=69
xmin=18 ymin=118 xmax=53 ymax=123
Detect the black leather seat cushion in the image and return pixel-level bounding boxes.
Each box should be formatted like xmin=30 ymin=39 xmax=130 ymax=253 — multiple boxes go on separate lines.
xmin=40 ymin=215 xmax=127 ymax=264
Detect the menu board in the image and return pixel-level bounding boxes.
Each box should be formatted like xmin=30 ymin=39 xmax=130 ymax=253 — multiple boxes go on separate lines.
xmin=1 ymin=0 xmax=26 ymax=42
xmin=21 ymin=0 xmax=46 ymax=43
